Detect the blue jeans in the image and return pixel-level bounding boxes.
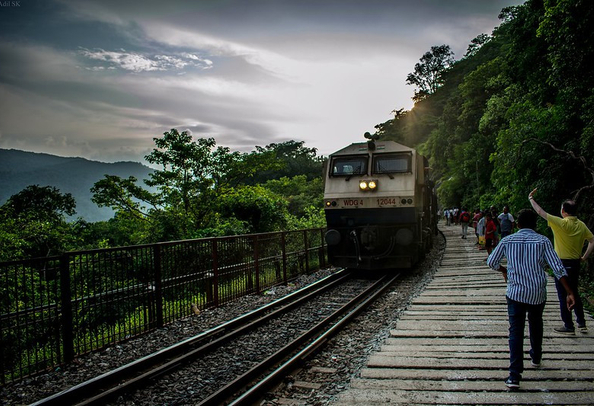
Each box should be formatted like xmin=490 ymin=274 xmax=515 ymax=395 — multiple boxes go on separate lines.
xmin=506 ymin=297 xmax=545 ymax=380
xmin=555 ymin=259 xmax=586 ymax=329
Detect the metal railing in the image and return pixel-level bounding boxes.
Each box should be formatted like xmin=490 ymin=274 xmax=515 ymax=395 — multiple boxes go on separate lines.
xmin=0 ymin=228 xmax=327 ymax=385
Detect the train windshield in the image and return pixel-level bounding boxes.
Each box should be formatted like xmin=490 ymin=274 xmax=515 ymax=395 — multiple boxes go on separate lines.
xmin=373 ymin=153 xmax=411 ymax=174
xmin=330 ymin=156 xmax=368 ymax=176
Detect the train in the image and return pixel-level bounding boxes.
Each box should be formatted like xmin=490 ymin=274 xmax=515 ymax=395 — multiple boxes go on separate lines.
xmin=323 ymin=139 xmax=438 ymax=270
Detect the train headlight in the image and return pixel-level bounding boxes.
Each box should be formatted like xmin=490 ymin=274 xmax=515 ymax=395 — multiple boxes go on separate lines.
xmin=359 ymin=180 xmax=378 ymax=191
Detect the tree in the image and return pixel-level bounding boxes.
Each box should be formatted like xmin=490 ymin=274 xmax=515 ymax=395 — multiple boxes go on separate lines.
xmin=391 ymin=0 xmax=594 ymax=302
xmin=373 ymin=109 xmax=409 ymax=145
xmin=251 ymin=140 xmax=323 ymax=183
xmin=91 ymin=130 xmax=318 ymax=242
xmin=264 ymin=175 xmax=324 ymax=218
xmin=464 ymin=34 xmax=491 ymax=58
xmin=145 ymin=129 xmax=220 ymax=224
xmin=406 ymin=45 xmax=455 ymax=102
xmin=215 ymin=185 xmax=289 ymax=233
xmin=91 ymin=175 xmax=156 ymax=220
xmin=3 ymin=185 xmax=76 ymax=221
xmin=0 ymin=185 xmax=78 ymax=259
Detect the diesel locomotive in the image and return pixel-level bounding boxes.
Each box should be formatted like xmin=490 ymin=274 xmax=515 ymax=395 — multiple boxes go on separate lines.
xmin=323 ymin=139 xmax=438 ymax=270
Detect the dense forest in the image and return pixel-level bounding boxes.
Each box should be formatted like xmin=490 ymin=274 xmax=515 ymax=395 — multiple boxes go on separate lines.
xmin=2 ymin=0 xmax=594 ymax=298
xmin=375 ymin=0 xmax=594 ymax=299
xmin=379 ymin=0 xmax=593 ymax=214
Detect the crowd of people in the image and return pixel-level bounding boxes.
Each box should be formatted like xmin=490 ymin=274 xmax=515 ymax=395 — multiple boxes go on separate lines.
xmin=441 ymin=205 xmax=516 ymax=251
xmin=441 ymin=192 xmax=594 ymax=390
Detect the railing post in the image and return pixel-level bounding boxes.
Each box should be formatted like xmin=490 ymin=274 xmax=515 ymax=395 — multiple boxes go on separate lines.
xmin=153 ymin=244 xmax=164 ymax=328
xmin=59 ymin=253 xmax=74 ymax=363
xmin=281 ymin=232 xmax=287 ymax=284
xmin=319 ymin=228 xmax=326 ymax=269
xmin=254 ymin=235 xmax=260 ymax=294
xmin=303 ymin=230 xmax=310 ymax=273
xmin=212 ymin=239 xmax=219 ymax=307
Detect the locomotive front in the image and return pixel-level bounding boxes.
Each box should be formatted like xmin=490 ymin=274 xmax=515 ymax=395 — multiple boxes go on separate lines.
xmin=323 ymin=140 xmax=435 ymax=270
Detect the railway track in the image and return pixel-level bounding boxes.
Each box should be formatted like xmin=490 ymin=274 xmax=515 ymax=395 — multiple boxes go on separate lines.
xmin=207 ymin=272 xmax=400 ymax=406
xmin=30 ymin=268 xmax=400 ymax=405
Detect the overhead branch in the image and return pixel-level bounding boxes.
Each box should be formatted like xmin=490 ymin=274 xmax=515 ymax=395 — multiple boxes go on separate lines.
xmin=518 ymin=138 xmax=594 ymax=201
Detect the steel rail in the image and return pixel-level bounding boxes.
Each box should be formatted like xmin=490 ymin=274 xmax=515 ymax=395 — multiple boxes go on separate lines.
xmin=30 ymin=268 xmax=351 ymax=406
xmin=199 ymin=272 xmax=400 ymax=406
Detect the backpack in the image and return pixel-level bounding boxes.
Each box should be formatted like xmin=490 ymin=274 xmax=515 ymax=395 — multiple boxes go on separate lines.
xmin=500 ymin=213 xmax=512 ymax=232
xmin=460 ymin=212 xmax=470 ymax=223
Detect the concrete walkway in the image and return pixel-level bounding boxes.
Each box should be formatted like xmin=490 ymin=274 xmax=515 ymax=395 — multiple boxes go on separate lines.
xmin=335 ymin=225 xmax=594 ymax=405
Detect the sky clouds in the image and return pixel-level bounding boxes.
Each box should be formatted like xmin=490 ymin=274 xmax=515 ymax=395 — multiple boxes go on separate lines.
xmin=78 ymin=48 xmax=214 ymax=72
xmin=0 ymin=0 xmax=524 ymax=163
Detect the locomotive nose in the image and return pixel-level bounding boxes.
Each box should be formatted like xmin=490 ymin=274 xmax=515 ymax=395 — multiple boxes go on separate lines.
xmin=325 ymin=229 xmax=341 ymax=245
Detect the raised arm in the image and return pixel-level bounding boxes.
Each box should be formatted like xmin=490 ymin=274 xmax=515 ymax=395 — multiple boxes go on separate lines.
xmin=582 ymin=237 xmax=594 ymax=262
xmin=528 ymin=188 xmax=548 ymax=220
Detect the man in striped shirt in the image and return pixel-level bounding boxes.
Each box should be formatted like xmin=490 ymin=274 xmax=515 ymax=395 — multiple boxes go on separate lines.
xmin=487 ymin=209 xmax=576 ymax=389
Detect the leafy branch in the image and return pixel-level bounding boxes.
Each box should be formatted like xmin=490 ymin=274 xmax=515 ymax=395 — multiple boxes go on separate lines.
xmin=518 ymin=138 xmax=594 ymax=201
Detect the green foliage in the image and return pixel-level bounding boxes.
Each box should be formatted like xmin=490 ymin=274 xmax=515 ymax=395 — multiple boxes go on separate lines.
xmin=89 ymin=130 xmax=324 ymax=245
xmin=251 ymin=140 xmax=324 ymax=183
xmin=406 ymin=44 xmax=455 ymax=102
xmin=1 ymin=134 xmax=325 ymax=260
xmin=286 ymin=206 xmax=326 ymax=230
xmin=464 ymin=33 xmax=491 ymax=58
xmin=264 ymin=175 xmax=324 ymax=218
xmin=4 ymin=185 xmax=76 ymax=220
xmin=215 ymin=185 xmax=289 ymax=234
xmin=0 ymin=185 xmax=80 ymax=259
xmin=397 ymin=0 xmax=594 ymax=296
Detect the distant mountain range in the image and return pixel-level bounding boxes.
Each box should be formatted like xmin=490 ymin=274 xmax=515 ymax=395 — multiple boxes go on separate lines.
xmin=0 ymin=149 xmax=154 ymax=222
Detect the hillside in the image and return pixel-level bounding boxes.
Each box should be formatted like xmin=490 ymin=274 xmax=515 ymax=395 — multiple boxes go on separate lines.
xmin=0 ymin=149 xmax=154 ymax=222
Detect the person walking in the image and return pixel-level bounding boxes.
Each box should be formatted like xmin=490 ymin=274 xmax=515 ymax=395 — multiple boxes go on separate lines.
xmin=487 ymin=209 xmax=575 ymax=389
xmin=476 ymin=211 xmax=486 ymax=250
xmin=484 ymin=212 xmax=497 ymax=255
xmin=459 ymin=208 xmax=471 ymax=239
xmin=490 ymin=206 xmax=500 ymax=247
xmin=529 ymin=188 xmax=594 ymax=334
xmin=445 ymin=208 xmax=452 ymax=226
xmin=498 ymin=205 xmax=516 ymax=237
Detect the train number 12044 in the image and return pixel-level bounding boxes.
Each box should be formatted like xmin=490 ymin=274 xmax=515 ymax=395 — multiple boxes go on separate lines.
xmin=377 ymin=198 xmax=397 ymax=206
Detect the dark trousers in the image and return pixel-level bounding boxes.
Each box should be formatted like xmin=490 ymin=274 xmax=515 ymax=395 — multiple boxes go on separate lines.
xmin=506 ymin=297 xmax=545 ymax=380
xmin=555 ymin=259 xmax=586 ymax=329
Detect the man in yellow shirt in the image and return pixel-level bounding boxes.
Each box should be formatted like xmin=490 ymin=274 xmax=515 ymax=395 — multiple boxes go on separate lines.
xmin=529 ymin=188 xmax=594 ymax=334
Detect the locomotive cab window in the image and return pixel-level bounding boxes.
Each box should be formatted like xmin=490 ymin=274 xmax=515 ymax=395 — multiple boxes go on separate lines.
xmin=330 ymin=156 xmax=368 ymax=176
xmin=373 ymin=153 xmax=411 ymax=174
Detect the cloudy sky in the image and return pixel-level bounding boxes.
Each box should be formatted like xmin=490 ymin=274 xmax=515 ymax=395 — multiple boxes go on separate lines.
xmin=0 ymin=0 xmax=524 ymax=164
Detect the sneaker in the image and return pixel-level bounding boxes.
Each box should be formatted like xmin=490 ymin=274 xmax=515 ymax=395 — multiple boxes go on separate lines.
xmin=505 ymin=377 xmax=520 ymax=388
xmin=554 ymin=326 xmax=575 ymax=335
xmin=578 ymin=324 xmax=588 ymax=333
xmin=530 ymin=359 xmax=541 ymax=368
